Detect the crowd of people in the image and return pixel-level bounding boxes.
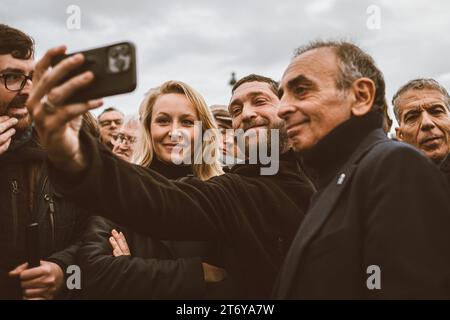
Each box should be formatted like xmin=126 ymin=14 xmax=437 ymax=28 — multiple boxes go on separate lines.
xmin=1 ymin=23 xmax=450 ymax=300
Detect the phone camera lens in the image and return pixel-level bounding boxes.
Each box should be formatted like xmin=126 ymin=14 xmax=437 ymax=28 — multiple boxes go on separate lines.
xmin=110 ymin=49 xmax=119 ymax=58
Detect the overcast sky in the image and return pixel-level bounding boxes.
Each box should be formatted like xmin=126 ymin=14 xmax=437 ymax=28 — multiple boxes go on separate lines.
xmin=1 ymin=0 xmax=449 ymax=122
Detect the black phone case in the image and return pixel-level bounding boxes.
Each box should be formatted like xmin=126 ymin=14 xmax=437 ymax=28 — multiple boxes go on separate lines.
xmin=51 ymin=42 xmax=137 ymax=104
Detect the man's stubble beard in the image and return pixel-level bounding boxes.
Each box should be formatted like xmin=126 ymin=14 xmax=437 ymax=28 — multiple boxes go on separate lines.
xmin=12 ymin=113 xmax=32 ymax=134
xmin=1 ymin=93 xmax=32 ymax=134
xmin=241 ymin=119 xmax=289 ymax=159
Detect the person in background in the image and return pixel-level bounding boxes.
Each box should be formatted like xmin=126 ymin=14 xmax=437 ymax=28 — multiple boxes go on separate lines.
xmin=210 ymin=104 xmax=238 ymax=168
xmin=393 ymin=78 xmax=450 ymax=185
xmin=112 ymin=114 xmax=139 ymax=162
xmin=97 ymin=107 xmax=124 ymax=150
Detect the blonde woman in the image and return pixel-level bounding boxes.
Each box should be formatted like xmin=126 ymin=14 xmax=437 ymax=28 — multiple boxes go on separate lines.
xmin=133 ymin=81 xmax=223 ymax=179
xmin=77 ymin=81 xmax=232 ymax=299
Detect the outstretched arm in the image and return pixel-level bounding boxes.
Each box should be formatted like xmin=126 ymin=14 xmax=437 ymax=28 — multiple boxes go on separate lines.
xmin=29 ymin=47 xmax=309 ymax=246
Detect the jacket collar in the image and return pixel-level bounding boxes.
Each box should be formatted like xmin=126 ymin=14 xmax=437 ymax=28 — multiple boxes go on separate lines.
xmin=440 ymin=153 xmax=450 ymax=172
xmin=230 ymin=149 xmax=298 ymax=176
xmin=299 ymin=111 xmax=384 ymax=189
xmin=275 ymin=126 xmax=389 ymax=299
xmin=149 ymin=157 xmax=193 ymax=180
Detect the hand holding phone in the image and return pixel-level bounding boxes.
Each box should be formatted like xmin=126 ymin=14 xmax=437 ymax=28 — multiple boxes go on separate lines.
xmin=27 ymin=44 xmax=126 ymax=175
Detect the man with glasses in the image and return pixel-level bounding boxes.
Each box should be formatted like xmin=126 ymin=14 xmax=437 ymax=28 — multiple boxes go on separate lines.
xmin=112 ymin=114 xmax=139 ymax=162
xmin=97 ymin=107 xmax=124 ymax=150
xmin=0 ymin=24 xmax=89 ymax=300
xmin=0 ymin=50 xmax=34 ymax=155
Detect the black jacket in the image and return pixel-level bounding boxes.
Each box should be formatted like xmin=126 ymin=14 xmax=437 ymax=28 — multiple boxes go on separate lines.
xmin=273 ymin=112 xmax=450 ymax=299
xmin=0 ymin=132 xmax=87 ymax=299
xmin=76 ymin=159 xmax=233 ymax=299
xmin=48 ymin=136 xmax=313 ymax=298
xmin=76 ymin=216 xmax=215 ymax=299
xmin=440 ymin=153 xmax=450 ymax=187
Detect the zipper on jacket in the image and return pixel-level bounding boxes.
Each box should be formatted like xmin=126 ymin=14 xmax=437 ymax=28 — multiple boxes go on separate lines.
xmin=44 ymin=194 xmax=56 ymax=247
xmin=11 ymin=180 xmax=19 ymax=248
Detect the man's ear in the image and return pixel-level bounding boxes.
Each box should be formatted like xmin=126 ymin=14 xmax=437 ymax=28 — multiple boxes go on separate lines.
xmin=350 ymin=78 xmax=376 ymax=117
xmin=395 ymin=127 xmax=403 ymax=141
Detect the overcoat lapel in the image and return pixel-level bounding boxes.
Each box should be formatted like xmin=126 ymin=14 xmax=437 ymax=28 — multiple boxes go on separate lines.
xmin=274 ymin=129 xmax=388 ymax=298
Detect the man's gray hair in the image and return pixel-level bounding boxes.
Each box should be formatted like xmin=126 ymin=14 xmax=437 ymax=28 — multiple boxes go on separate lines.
xmin=294 ymin=40 xmax=387 ymax=114
xmin=123 ymin=114 xmax=140 ymax=128
xmin=392 ymin=78 xmax=450 ymax=121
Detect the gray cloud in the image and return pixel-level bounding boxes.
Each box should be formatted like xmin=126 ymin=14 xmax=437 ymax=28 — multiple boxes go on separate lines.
xmin=1 ymin=0 xmax=449 ymax=123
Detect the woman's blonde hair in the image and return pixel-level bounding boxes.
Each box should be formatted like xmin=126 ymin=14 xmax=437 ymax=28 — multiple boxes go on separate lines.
xmin=132 ymin=80 xmax=223 ymax=180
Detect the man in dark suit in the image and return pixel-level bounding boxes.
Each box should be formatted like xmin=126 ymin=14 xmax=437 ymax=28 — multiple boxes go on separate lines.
xmin=274 ymin=40 xmax=450 ymax=299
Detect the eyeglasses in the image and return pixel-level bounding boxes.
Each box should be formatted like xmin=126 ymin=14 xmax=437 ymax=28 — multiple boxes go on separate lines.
xmin=0 ymin=73 xmax=33 ymax=92
xmin=99 ymin=119 xmax=123 ymax=127
xmin=114 ymin=133 xmax=137 ymax=145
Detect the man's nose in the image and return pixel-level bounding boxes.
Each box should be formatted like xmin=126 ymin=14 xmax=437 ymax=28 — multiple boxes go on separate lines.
xmin=420 ymin=113 xmax=436 ymax=131
xmin=20 ymin=79 xmax=33 ymax=95
xmin=278 ymin=98 xmax=296 ymax=120
xmin=241 ymin=105 xmax=257 ymax=122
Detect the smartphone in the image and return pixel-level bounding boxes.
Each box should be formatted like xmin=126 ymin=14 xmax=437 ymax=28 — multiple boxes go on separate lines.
xmin=51 ymin=42 xmax=137 ymax=104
